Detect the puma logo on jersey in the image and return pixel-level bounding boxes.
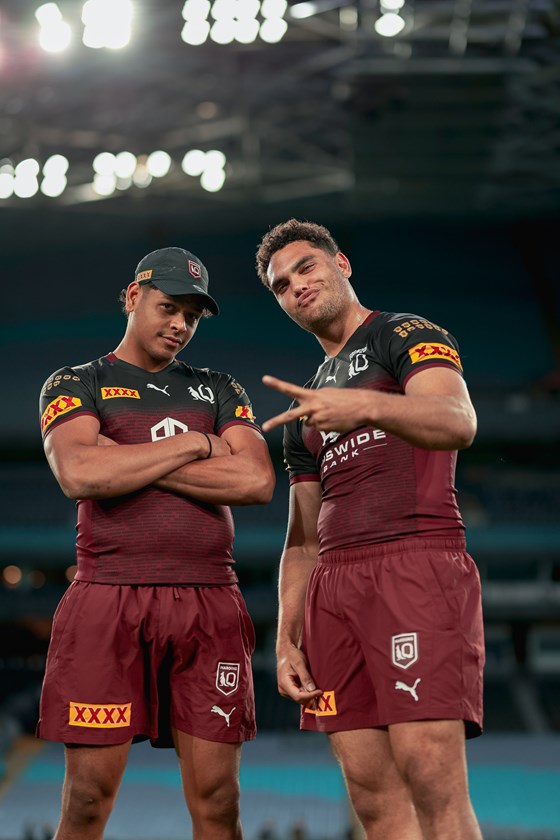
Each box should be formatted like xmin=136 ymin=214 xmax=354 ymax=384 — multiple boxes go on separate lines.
xmin=211 ymin=705 xmax=236 ymax=726
xmin=147 ymin=383 xmax=170 ymax=396
xmin=395 ymin=678 xmax=421 ymax=702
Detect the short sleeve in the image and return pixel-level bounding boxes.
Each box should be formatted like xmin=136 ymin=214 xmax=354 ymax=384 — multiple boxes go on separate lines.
xmin=211 ymin=373 xmax=263 ymax=436
xmin=283 ymin=411 xmax=320 ymax=485
xmin=39 ymin=367 xmax=98 ymax=439
xmin=373 ymin=313 xmax=464 ymax=388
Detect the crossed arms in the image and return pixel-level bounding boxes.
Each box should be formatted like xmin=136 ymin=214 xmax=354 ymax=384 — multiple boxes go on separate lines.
xmin=44 ymin=415 xmax=275 ymax=505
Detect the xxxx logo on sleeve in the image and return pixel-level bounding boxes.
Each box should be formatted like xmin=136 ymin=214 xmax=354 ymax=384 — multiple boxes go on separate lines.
xmin=101 ymin=387 xmax=140 ymax=400
xmin=235 ymin=405 xmax=255 ymax=422
xmin=408 ymin=342 xmax=463 ymax=371
xmin=41 ymin=396 xmax=82 ymax=432
xmin=304 ymin=690 xmax=337 ymax=716
xmin=69 ymin=701 xmax=132 ymax=728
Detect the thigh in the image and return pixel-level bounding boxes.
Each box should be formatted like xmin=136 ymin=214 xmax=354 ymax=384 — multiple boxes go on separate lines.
xmin=329 ymin=728 xmax=398 ymax=791
xmin=63 ymin=740 xmax=132 ymax=797
xmin=173 ymin=729 xmax=242 ymax=804
xmin=170 ymin=585 xmax=256 ymax=743
xmin=389 ymin=719 xmax=470 ymax=792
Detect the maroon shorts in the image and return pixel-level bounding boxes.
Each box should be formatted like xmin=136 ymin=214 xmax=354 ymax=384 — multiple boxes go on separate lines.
xmin=300 ymin=539 xmax=484 ymax=738
xmin=37 ymin=581 xmax=256 ymax=746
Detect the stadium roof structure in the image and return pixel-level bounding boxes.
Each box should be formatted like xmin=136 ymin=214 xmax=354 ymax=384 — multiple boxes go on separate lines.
xmin=0 ymin=0 xmax=559 ymax=227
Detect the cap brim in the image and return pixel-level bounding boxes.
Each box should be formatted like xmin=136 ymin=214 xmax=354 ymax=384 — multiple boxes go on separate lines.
xmin=150 ymin=279 xmax=219 ymax=315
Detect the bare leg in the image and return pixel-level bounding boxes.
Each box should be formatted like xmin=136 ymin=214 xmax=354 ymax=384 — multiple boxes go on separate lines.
xmin=390 ymin=720 xmax=483 ymax=840
xmin=329 ymin=729 xmax=422 ymax=840
xmin=173 ymin=728 xmax=243 ymax=840
xmin=53 ymin=741 xmax=131 ymax=840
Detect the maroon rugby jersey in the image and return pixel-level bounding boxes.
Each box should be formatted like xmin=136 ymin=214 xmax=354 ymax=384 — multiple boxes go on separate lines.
xmin=284 ymin=312 xmax=467 ymax=553
xmin=39 ymin=353 xmax=261 ymax=585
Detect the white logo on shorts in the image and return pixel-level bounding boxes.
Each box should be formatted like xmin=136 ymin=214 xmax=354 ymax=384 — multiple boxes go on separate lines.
xmin=216 ymin=662 xmax=240 ymax=696
xmin=392 ymin=632 xmax=419 ymax=670
xmin=211 ymin=705 xmax=236 ymax=726
xmin=395 ymin=678 xmax=421 ymax=702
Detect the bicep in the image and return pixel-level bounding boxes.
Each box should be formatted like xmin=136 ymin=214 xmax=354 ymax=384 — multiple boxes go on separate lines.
xmin=44 ymin=414 xmax=101 ymax=477
xmin=221 ymin=424 xmax=272 ymax=463
xmin=405 ymin=366 xmax=473 ymax=404
xmin=285 ymin=481 xmax=322 ymax=551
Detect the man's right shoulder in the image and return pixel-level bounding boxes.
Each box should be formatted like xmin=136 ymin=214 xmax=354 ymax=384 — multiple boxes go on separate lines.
xmin=41 ymin=357 xmax=107 ymax=395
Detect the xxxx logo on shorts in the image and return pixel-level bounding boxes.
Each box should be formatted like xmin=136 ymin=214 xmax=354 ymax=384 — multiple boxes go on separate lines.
xmin=101 ymin=387 xmax=140 ymax=400
xmin=304 ymin=691 xmax=337 ymax=716
xmin=69 ymin=701 xmax=132 ymax=728
xmin=41 ymin=396 xmax=82 ymax=432
xmin=235 ymin=405 xmax=255 ymax=422
xmin=408 ymin=342 xmax=463 ymax=371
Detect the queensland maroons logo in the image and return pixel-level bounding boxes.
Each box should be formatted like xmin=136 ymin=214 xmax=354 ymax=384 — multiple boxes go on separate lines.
xmin=392 ymin=632 xmax=418 ymax=670
xmin=216 ymin=662 xmax=240 ymax=696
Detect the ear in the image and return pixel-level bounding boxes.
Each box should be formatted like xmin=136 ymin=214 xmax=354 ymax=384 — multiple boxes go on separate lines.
xmin=126 ymin=281 xmax=141 ymax=314
xmin=336 ymin=251 xmax=352 ymax=279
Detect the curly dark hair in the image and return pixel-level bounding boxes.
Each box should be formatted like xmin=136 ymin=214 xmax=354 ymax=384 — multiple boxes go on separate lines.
xmin=256 ymin=219 xmax=340 ymax=288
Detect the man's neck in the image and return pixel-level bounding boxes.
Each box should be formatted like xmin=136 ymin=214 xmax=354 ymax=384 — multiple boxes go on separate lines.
xmin=316 ymin=303 xmax=372 ymax=358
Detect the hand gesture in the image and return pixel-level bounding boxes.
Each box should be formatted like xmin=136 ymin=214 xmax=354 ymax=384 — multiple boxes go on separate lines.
xmin=262 ymin=375 xmax=368 ymax=433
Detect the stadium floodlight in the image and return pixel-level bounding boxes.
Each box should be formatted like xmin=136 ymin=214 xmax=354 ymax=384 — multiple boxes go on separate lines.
xmin=374 ymin=12 xmax=405 ymax=36
xmin=133 ymin=167 xmax=152 ymax=188
xmin=14 ymin=174 xmax=40 ymax=199
xmin=200 ymin=167 xmax=226 ymax=192
xmin=205 ymin=149 xmax=226 ymax=170
xmin=116 ymin=177 xmax=133 ymax=191
xmin=289 ymin=2 xmax=316 ymax=19
xmin=259 ymin=17 xmax=287 ymax=41
xmin=181 ymin=20 xmax=210 ymax=44
xmin=82 ymin=0 xmax=133 ymax=50
xmin=35 ymin=3 xmax=62 ymax=26
xmin=381 ymin=0 xmax=405 ymax=10
xmin=182 ymin=149 xmax=207 ymax=176
xmin=261 ymin=0 xmax=287 ymax=18
xmin=211 ymin=0 xmax=238 ymax=20
xmin=147 ymin=151 xmax=172 ymax=178
xmin=36 ymin=3 xmax=72 ymax=53
xmin=182 ymin=0 xmax=211 ymax=20
xmin=15 ymin=159 xmax=40 ymax=179
xmin=0 ymin=173 xmax=14 ymax=200
xmin=236 ymin=0 xmax=261 ymax=20
xmin=41 ymin=175 xmax=67 ymax=197
xmin=93 ymin=151 xmax=116 ymax=175
xmin=233 ymin=17 xmax=259 ymax=42
xmin=114 ymin=151 xmax=137 ymax=179
xmin=43 ymin=154 xmax=69 ymax=178
xmin=93 ymin=173 xmax=117 ymax=195
xmin=14 ymin=160 xmax=39 ymax=198
xmin=210 ymin=19 xmax=235 ymax=43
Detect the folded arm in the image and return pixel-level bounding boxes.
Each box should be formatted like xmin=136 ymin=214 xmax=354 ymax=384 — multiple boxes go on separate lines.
xmin=153 ymin=424 xmax=275 ymax=505
xmin=45 ymin=414 xmax=215 ymax=500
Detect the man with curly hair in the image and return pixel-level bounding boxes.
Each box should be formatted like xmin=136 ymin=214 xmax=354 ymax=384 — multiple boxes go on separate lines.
xmin=256 ymin=220 xmax=484 ymax=840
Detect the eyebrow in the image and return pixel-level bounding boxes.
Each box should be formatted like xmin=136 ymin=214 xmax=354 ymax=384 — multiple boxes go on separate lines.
xmin=269 ymin=255 xmax=315 ymax=293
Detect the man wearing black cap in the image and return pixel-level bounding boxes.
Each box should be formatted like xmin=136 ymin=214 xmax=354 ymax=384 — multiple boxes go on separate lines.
xmin=38 ymin=246 xmax=275 ymax=840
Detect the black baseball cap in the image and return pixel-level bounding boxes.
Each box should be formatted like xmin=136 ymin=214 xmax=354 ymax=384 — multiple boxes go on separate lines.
xmin=134 ymin=246 xmax=219 ymax=315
